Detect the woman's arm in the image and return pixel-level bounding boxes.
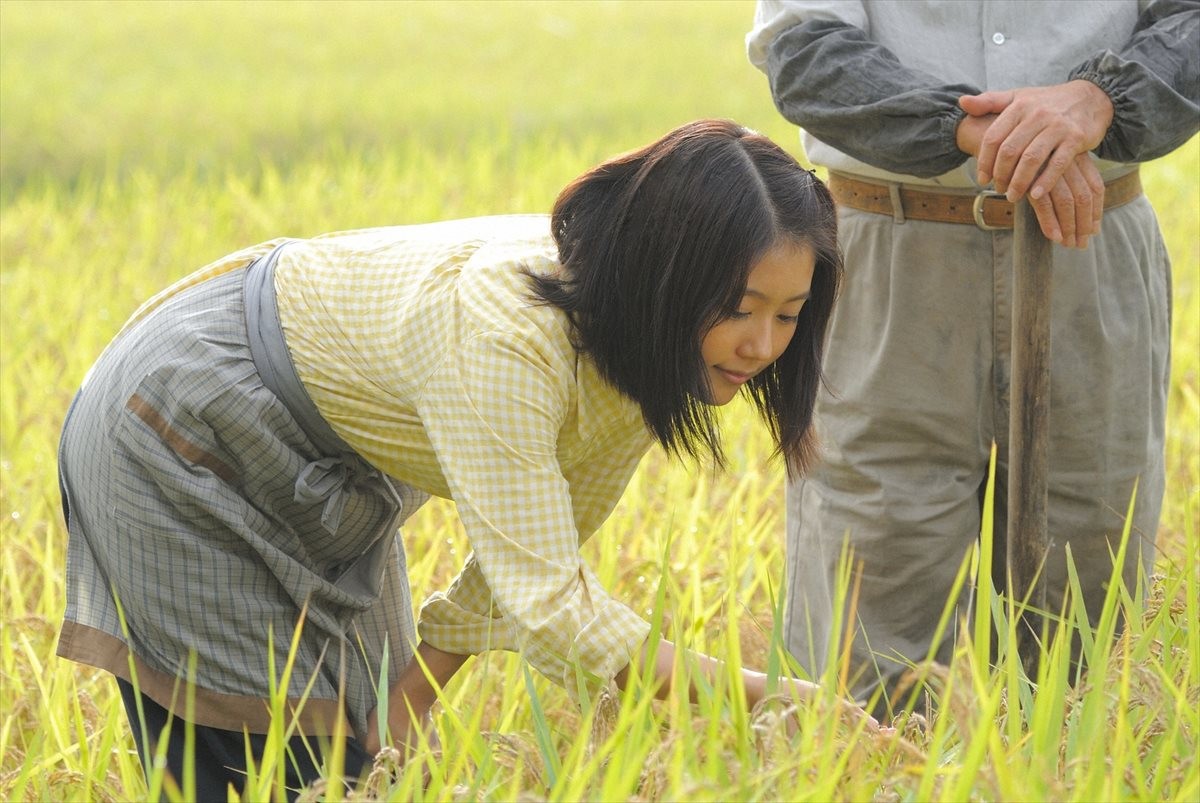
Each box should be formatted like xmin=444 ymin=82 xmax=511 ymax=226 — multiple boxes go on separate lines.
xmin=365 ymin=635 xmax=882 ymax=756
xmin=363 ymin=642 xmax=469 ymax=755
xmin=615 ymin=638 xmax=883 ymax=731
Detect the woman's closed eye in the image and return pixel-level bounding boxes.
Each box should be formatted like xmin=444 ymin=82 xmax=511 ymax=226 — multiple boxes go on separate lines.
xmin=725 ymin=308 xmax=802 ymax=323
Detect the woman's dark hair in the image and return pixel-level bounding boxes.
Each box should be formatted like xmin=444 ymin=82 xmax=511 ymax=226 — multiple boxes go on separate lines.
xmin=527 ymin=119 xmax=842 ymax=477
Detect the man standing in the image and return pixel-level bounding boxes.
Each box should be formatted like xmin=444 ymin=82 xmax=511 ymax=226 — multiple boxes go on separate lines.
xmin=747 ymin=0 xmax=1198 ymax=714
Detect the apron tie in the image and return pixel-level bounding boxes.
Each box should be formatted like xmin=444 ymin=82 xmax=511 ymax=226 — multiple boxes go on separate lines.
xmin=295 ymin=456 xmax=354 ymax=534
xmin=294 ymin=455 xmax=406 ymax=535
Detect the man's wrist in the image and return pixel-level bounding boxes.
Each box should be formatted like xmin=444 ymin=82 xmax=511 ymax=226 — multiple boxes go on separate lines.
xmin=1067 ymin=78 xmax=1115 ymax=151
xmin=955 ymin=112 xmax=995 ymax=158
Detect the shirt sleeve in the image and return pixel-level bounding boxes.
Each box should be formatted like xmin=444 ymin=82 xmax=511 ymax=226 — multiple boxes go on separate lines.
xmin=1068 ymin=0 xmax=1200 ymax=163
xmin=749 ymin=2 xmax=980 ymax=178
xmin=413 ymin=327 xmax=650 ymax=692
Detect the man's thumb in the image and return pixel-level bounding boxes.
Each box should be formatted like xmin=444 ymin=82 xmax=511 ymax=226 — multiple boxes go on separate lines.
xmin=959 ymin=91 xmax=1011 ymax=116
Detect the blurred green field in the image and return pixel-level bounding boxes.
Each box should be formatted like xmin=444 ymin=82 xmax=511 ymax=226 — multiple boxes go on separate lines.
xmin=1 ymin=1 xmax=1196 ymax=800
xmin=0 ymin=0 xmax=808 ymax=197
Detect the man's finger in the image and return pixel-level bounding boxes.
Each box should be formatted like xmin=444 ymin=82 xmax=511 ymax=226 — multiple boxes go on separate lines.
xmin=1030 ymin=188 xmax=1063 ymax=244
xmin=973 ymin=101 xmax=1021 ymax=183
xmin=1005 ymin=135 xmax=1057 ymax=201
xmin=1074 ymin=155 xmax=1107 ymax=247
xmin=1061 ymin=163 xmax=1094 ymax=247
xmin=1012 ymin=138 xmax=1080 ymax=201
xmin=1082 ymin=157 xmax=1106 ymax=233
xmin=1048 ymin=178 xmax=1077 ymax=247
xmin=985 ymin=116 xmax=1036 ymax=194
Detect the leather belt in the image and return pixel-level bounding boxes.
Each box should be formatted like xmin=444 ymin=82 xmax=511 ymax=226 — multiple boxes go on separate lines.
xmin=828 ymin=169 xmax=1142 ymax=230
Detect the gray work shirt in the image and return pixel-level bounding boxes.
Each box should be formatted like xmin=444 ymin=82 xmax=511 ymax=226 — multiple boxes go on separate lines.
xmin=747 ymin=0 xmax=1199 ymax=187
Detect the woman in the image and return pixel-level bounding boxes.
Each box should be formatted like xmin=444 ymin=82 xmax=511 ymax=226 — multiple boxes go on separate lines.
xmin=57 ymin=119 xmax=850 ymax=800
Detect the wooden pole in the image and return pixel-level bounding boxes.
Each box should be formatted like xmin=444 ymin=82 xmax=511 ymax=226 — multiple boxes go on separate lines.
xmin=1008 ymin=199 xmax=1052 ymax=678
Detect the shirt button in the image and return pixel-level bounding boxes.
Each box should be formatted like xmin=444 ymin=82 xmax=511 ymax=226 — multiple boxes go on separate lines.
xmin=992 ymin=32 xmax=1006 ymax=45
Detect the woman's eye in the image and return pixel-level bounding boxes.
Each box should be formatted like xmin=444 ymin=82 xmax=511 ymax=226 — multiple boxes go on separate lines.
xmin=728 ymin=311 xmax=751 ymax=320
xmin=778 ymin=313 xmax=801 ymax=324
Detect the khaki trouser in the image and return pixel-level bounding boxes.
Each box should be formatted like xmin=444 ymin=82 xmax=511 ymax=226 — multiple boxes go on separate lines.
xmin=785 ymin=196 xmax=1170 ymax=707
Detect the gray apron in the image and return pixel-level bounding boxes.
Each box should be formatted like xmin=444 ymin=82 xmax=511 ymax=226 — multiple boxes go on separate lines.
xmin=57 ymin=246 xmax=425 ymax=739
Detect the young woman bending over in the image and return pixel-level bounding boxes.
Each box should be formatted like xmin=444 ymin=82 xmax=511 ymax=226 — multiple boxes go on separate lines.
xmin=57 ymin=119 xmax=854 ymax=800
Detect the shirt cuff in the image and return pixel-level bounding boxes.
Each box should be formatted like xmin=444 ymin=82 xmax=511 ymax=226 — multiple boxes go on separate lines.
xmin=417 ymin=586 xmax=652 ymax=700
xmin=940 ymin=104 xmax=971 ymax=163
xmin=562 ymin=598 xmax=651 ymax=699
xmin=1067 ymin=59 xmax=1126 ymax=156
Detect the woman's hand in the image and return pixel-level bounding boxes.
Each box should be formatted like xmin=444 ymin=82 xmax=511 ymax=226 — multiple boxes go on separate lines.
xmin=748 ymin=671 xmax=888 ymax=734
xmin=615 ymin=639 xmax=888 ymax=734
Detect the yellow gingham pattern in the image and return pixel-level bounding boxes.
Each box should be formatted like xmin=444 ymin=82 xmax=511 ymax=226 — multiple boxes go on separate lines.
xmin=263 ymin=215 xmax=655 ymax=689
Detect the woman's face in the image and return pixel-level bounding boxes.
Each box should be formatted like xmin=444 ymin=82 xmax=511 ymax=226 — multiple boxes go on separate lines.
xmin=700 ymin=240 xmax=816 ymax=406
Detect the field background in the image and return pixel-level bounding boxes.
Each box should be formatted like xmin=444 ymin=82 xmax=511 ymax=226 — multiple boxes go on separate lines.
xmin=1 ymin=1 xmax=1196 ymax=801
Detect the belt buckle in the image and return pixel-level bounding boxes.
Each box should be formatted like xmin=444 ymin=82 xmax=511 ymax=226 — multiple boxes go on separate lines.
xmin=972 ymin=190 xmax=1008 ymax=231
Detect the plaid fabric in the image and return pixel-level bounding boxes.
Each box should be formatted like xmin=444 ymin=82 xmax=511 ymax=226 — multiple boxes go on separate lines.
xmin=58 ymin=215 xmax=655 ymax=735
xmin=58 ymin=268 xmax=419 ymax=738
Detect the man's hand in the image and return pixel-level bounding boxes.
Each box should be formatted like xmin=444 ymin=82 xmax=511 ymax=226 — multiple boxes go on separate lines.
xmin=959 ymin=80 xmax=1114 ymax=202
xmin=956 ymin=103 xmax=1106 ymax=248
xmin=1031 ymin=153 xmax=1105 ymax=249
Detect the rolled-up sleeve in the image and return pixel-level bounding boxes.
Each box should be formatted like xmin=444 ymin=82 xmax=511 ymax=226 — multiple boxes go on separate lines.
xmin=415 ymin=328 xmax=650 ymax=691
xmin=1068 ymin=0 xmax=1200 ymax=163
xmin=748 ymin=2 xmax=979 ymax=178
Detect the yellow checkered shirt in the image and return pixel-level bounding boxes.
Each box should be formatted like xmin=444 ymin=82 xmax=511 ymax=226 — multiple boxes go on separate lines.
xmin=129 ymin=215 xmax=654 ymax=689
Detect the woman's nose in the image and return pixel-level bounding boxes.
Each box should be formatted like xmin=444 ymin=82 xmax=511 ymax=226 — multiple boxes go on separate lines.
xmin=738 ymin=323 xmax=774 ymax=360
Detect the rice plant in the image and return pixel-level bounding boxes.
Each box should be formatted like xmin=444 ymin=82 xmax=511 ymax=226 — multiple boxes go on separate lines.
xmin=2 ymin=2 xmax=1196 ymax=800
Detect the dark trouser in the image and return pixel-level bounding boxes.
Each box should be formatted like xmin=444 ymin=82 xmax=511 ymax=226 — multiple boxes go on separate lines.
xmin=117 ymin=678 xmax=371 ymax=803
